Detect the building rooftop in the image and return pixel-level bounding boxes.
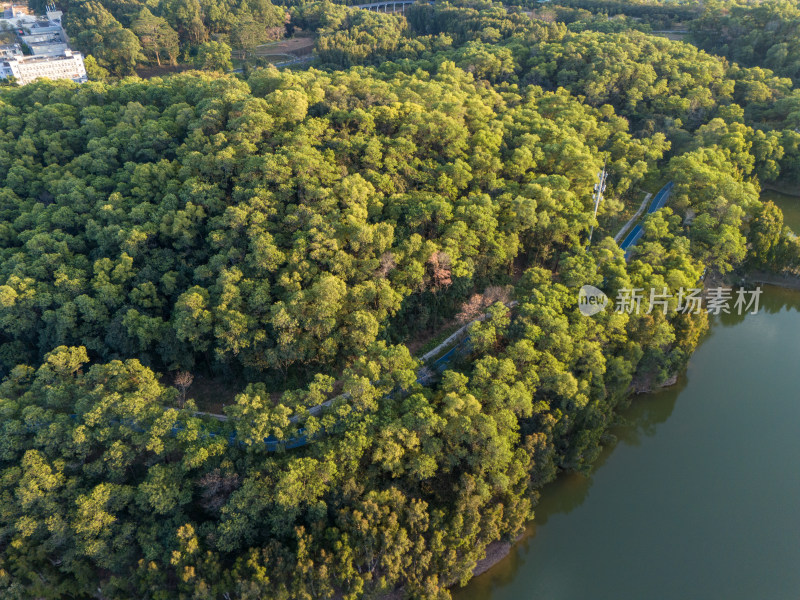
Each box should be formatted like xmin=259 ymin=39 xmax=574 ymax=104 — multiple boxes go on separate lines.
xmin=26 ymin=41 xmax=68 ymax=56
xmin=13 ymin=48 xmax=79 ymax=62
xmin=2 ymin=4 xmax=28 ymax=19
xmin=0 ymin=42 xmax=21 ymax=58
xmin=27 ymin=20 xmax=61 ymax=31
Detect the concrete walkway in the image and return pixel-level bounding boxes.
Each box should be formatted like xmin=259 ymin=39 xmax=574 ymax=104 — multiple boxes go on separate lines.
xmin=614 ymin=192 xmax=652 ymax=244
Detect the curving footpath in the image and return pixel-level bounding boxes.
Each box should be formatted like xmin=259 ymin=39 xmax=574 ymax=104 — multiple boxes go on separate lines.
xmin=191 ymin=302 xmax=516 ymax=450
xmin=614 ymin=192 xmax=651 ymax=245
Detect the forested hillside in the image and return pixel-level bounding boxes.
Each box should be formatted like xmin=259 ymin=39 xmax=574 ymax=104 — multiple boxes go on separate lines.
xmin=0 ymin=66 xmax=667 ymax=378
xmin=1 ymin=1 xmax=799 ymax=598
xmin=542 ymin=0 xmax=800 ymax=85
xmin=690 ymin=0 xmax=800 ymax=84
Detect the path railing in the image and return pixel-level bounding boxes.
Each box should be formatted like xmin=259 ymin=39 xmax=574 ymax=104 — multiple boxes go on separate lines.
xmin=355 ymin=0 xmax=416 ymax=11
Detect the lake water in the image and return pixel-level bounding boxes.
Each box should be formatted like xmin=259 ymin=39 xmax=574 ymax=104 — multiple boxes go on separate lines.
xmin=763 ymin=188 xmax=800 ymax=233
xmin=457 ymin=284 xmax=800 ymax=600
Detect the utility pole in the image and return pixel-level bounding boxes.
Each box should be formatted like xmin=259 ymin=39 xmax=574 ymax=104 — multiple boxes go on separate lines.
xmin=588 ymin=163 xmax=607 ymax=245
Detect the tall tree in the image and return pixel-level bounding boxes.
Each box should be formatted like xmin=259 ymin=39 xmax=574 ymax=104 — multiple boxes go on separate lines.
xmin=131 ymin=8 xmax=180 ymax=67
xmin=194 ymin=40 xmax=233 ymax=71
xmin=230 ymin=15 xmax=271 ymax=59
xmin=67 ymin=0 xmax=144 ymax=75
xmin=158 ymin=0 xmax=208 ymax=44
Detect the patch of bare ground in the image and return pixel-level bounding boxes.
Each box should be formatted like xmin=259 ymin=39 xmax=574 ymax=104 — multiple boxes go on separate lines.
xmin=659 ymin=372 xmax=679 ymax=387
xmin=630 ymin=370 xmax=680 ymax=394
xmin=702 ymin=269 xmax=730 ymax=290
xmin=136 ymin=64 xmax=194 ymax=79
xmin=472 ymin=540 xmax=513 ymax=577
xmin=160 ymin=373 xmax=242 ymax=413
xmin=257 ymin=32 xmax=315 ymax=57
xmin=468 ymin=532 xmax=527 ymax=579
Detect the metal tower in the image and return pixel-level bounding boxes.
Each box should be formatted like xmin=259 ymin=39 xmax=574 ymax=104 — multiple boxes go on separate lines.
xmin=588 ymin=163 xmax=608 ymax=245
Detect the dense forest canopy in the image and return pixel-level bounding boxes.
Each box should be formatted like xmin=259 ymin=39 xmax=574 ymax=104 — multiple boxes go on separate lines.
xmin=541 ymin=0 xmax=699 ymax=29
xmin=1 ymin=0 xmax=800 ymax=598
xmin=689 ymin=0 xmax=800 ymax=83
xmin=0 ymin=66 xmax=667 ymax=379
xmin=542 ymin=0 xmax=800 ymax=83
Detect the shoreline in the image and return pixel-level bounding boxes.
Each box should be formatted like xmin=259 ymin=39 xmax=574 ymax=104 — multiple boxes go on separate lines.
xmin=470 ymin=533 xmax=526 ymax=579
xmin=741 ymin=271 xmax=800 ymax=291
xmin=459 ymin=270 xmax=800 ymax=586
xmin=762 ymin=181 xmax=800 ymax=198
xmin=472 ymin=540 xmax=514 ymax=578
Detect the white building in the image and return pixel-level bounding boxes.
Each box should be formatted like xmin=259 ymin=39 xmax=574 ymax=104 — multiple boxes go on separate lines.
xmin=1 ymin=47 xmax=87 ymax=85
xmin=0 ymin=3 xmax=37 ymax=28
xmin=0 ymin=4 xmax=88 ymax=86
xmin=0 ymin=42 xmax=20 ymax=78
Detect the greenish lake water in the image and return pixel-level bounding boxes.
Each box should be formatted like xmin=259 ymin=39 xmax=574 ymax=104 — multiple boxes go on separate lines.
xmin=763 ymin=188 xmax=800 ymax=233
xmin=457 ymin=284 xmax=800 ymax=600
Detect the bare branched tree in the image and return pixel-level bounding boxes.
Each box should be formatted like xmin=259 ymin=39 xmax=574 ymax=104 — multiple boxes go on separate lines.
xmin=375 ymin=251 xmax=397 ymax=278
xmin=456 ymin=293 xmax=486 ymax=324
xmin=197 ymin=469 xmax=240 ymax=513
xmin=456 ymin=285 xmax=513 ymax=323
xmin=427 ymin=250 xmax=452 ymax=289
xmin=174 ymin=370 xmax=194 ymax=407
